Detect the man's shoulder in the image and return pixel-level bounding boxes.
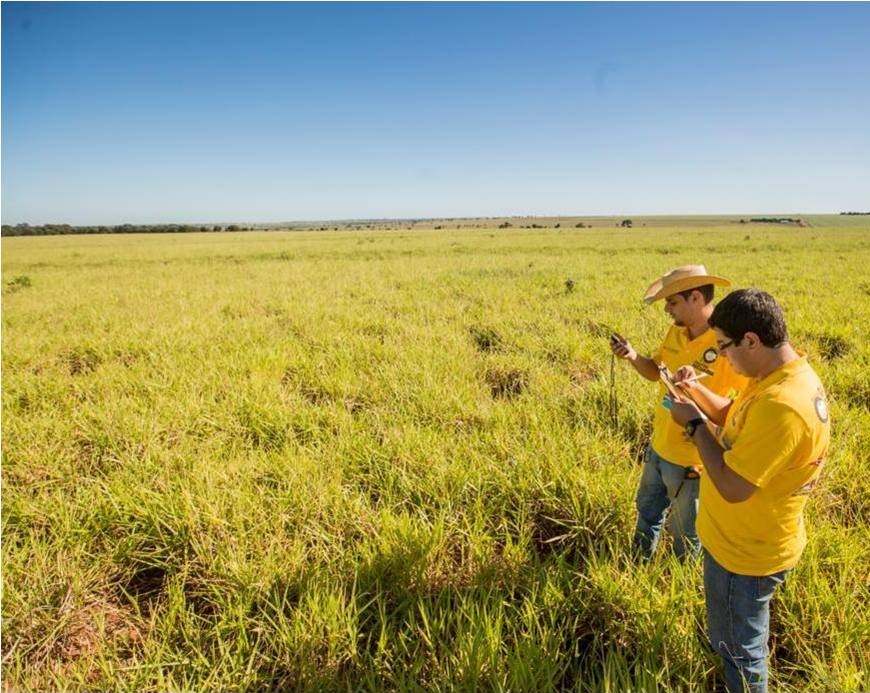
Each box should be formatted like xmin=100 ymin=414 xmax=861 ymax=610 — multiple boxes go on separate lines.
xmin=768 ymin=361 xmax=823 ymax=401
xmin=660 ymin=324 xmax=678 ymax=340
xmin=777 ymin=365 xmax=829 ymax=430
xmin=658 ymin=324 xmax=684 ymax=349
xmin=748 ymin=386 xmax=818 ymax=436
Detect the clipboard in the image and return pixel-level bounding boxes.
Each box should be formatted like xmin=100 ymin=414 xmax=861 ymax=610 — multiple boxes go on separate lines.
xmin=658 ymin=363 xmax=685 ymax=400
xmin=659 ymin=363 xmax=714 ymax=430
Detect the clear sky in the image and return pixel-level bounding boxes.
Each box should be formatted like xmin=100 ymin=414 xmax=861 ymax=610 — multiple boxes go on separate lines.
xmin=2 ymin=2 xmax=869 ymax=225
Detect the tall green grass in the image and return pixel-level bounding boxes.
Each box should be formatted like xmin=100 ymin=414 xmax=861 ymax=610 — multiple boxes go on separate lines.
xmin=3 ymin=225 xmax=868 ymax=691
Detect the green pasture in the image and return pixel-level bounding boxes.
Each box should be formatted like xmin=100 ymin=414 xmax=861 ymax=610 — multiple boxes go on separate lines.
xmin=2 ymin=224 xmax=868 ymax=691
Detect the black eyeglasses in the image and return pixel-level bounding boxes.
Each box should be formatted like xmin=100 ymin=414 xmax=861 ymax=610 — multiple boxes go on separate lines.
xmin=717 ymin=336 xmax=743 ymax=351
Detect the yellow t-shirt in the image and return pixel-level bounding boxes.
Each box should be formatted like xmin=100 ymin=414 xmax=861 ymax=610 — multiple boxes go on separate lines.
xmin=697 ymin=354 xmax=831 ymax=576
xmin=650 ymin=325 xmax=749 ymax=466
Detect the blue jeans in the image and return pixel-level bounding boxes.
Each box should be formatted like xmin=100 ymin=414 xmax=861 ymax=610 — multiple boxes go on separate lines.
xmin=633 ymin=445 xmax=700 ymax=561
xmin=704 ymin=549 xmax=789 ymax=693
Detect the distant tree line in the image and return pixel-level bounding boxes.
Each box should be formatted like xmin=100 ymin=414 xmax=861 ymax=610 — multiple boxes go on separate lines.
xmin=840 ymin=211 xmax=870 ymax=216
xmin=748 ymin=217 xmax=803 ymax=225
xmin=0 ymin=223 xmax=259 ymax=237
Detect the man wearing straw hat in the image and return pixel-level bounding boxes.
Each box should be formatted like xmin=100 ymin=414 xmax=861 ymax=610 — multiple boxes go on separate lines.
xmin=610 ymin=265 xmax=749 ymax=561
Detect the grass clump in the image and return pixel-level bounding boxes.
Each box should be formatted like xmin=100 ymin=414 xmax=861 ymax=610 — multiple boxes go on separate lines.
xmin=5 ymin=274 xmax=32 ymax=292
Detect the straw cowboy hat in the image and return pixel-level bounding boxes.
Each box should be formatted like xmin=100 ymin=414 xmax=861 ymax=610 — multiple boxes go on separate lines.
xmin=643 ymin=264 xmax=731 ymax=304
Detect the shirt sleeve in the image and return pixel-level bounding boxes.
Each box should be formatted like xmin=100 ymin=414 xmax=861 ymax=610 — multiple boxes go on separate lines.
xmin=651 ymin=327 xmax=670 ymax=363
xmin=722 ymin=397 xmax=808 ymax=488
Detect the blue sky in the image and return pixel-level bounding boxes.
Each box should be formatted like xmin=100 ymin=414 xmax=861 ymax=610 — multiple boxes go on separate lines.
xmin=2 ymin=2 xmax=869 ymax=225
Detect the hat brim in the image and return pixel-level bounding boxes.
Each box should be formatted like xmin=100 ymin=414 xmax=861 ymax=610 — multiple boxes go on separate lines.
xmin=643 ymin=275 xmax=731 ymax=305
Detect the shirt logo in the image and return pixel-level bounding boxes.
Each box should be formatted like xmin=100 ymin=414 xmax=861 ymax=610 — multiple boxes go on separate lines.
xmin=690 ymin=359 xmax=714 ymax=376
xmin=703 ymin=347 xmax=718 ymax=364
xmin=813 ymin=395 xmax=829 ymax=423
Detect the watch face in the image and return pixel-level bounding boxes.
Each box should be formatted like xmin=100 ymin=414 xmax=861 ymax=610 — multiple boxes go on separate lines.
xmin=685 ymin=419 xmax=702 ymax=437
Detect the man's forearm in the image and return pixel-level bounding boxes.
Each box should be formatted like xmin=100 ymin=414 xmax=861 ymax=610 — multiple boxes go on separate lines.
xmin=629 ymin=354 xmax=660 ymax=381
xmin=682 ymin=384 xmax=732 ymax=425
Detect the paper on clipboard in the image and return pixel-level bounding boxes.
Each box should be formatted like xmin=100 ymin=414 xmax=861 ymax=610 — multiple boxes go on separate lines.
xmin=658 ymin=363 xmax=685 ymax=400
xmin=659 ymin=363 xmax=713 ymax=427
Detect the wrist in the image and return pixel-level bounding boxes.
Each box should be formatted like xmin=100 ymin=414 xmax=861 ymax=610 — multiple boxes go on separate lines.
xmin=685 ymin=417 xmax=704 ymax=440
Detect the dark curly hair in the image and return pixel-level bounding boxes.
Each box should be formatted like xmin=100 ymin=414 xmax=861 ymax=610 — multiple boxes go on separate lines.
xmin=709 ymin=288 xmax=788 ymax=348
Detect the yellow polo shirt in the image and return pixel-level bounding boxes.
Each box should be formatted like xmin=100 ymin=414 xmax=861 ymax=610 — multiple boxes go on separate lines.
xmin=650 ymin=325 xmax=749 ymax=466
xmin=697 ymin=354 xmax=831 ymax=576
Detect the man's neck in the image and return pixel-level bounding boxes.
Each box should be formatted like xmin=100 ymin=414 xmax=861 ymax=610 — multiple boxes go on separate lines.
xmin=685 ymin=305 xmax=714 ymax=340
xmin=755 ymin=344 xmax=800 ymax=380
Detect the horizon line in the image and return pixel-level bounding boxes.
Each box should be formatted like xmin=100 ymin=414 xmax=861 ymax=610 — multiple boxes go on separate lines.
xmin=4 ymin=211 xmax=866 ymax=228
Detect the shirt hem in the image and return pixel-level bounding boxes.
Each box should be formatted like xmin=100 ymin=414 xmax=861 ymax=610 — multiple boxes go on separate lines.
xmin=700 ymin=541 xmax=802 ymax=576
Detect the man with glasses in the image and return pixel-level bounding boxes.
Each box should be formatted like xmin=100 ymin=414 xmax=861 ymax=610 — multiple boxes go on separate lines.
xmin=610 ymin=265 xmax=748 ymax=561
xmin=668 ymin=288 xmax=831 ymax=693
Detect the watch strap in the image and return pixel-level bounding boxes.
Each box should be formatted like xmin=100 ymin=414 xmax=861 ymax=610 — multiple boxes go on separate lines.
xmin=686 ymin=417 xmax=704 ymax=438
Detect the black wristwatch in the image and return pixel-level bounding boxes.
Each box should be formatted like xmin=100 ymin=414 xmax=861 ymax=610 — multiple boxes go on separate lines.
xmin=685 ymin=417 xmax=704 ymax=439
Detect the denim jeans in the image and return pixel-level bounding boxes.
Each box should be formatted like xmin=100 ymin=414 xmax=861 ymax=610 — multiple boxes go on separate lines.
xmin=633 ymin=445 xmax=700 ymax=561
xmin=704 ymin=549 xmax=789 ymax=693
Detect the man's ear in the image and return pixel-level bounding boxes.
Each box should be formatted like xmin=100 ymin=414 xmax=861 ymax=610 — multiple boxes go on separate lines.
xmin=743 ymin=331 xmax=762 ymax=349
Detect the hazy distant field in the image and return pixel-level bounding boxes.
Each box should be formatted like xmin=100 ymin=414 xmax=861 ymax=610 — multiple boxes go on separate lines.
xmin=3 ymin=223 xmax=868 ymax=691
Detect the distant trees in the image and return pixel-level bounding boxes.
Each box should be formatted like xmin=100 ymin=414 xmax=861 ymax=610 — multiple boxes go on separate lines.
xmin=620 ymin=219 xmax=633 ymax=228
xmin=0 ymin=223 xmax=248 ymax=237
xmin=748 ymin=217 xmax=801 ymax=225
xmin=1 ymin=217 xmax=618 ymax=237
xmin=1 ymin=223 xmax=74 ymax=236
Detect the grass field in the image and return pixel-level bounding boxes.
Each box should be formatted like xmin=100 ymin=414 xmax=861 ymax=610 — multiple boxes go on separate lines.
xmin=2 ymin=222 xmax=869 ymax=691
